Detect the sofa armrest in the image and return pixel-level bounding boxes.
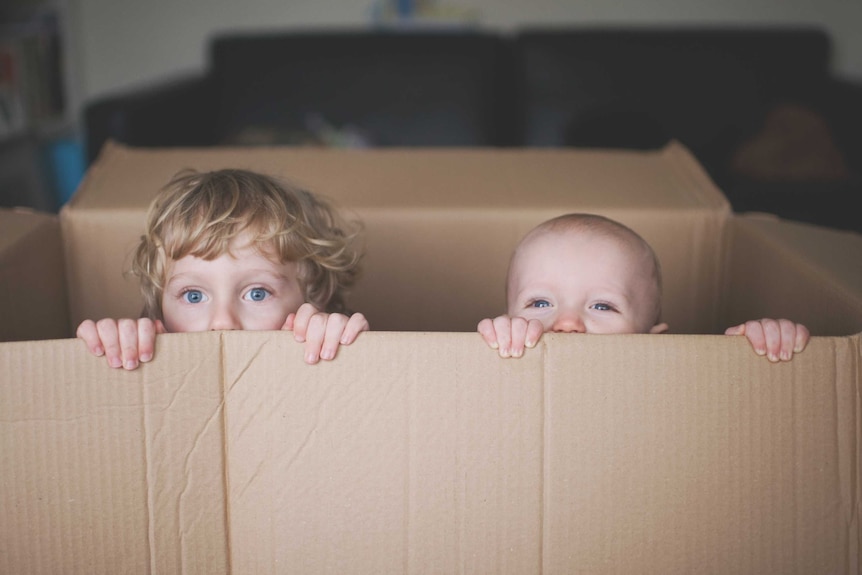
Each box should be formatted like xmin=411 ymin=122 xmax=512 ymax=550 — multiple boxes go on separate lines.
xmin=819 ymin=77 xmax=862 ymax=173
xmin=83 ymin=74 xmax=216 ymax=164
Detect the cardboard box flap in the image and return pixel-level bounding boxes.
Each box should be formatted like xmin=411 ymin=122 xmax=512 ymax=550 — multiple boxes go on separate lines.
xmin=543 ymin=331 xmax=860 ymax=573
xmin=0 ymin=333 xmax=228 ymax=574
xmin=62 ymin=141 xmax=731 ymax=334
xmin=0 ymin=208 xmax=70 ymax=342
xmin=4 ymin=330 xmax=857 ymax=573
xmin=77 ymin=140 xmax=729 ymax=211
xmin=222 ymin=330 xmax=545 ymax=573
xmin=727 ymin=214 xmax=862 ymax=336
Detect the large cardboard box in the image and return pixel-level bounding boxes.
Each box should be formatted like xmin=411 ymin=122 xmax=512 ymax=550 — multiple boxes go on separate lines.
xmin=1 ymin=142 xmax=861 ymax=574
xmin=0 ymin=207 xmax=69 ymax=342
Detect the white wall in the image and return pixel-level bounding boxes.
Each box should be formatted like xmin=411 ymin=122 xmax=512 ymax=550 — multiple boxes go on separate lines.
xmin=68 ymin=0 xmax=862 ymax=109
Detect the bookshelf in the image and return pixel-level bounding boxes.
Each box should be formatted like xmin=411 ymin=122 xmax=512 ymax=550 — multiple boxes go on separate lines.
xmin=0 ymin=0 xmax=80 ymax=212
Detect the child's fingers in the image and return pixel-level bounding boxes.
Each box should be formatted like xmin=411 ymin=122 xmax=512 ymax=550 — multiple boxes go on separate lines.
xmin=477 ymin=318 xmax=500 ymax=349
xmin=794 ymin=323 xmax=810 ymax=354
xmin=281 ymin=313 xmax=296 ymax=332
xmin=155 ymin=319 xmax=168 ymax=334
xmin=76 ymin=319 xmax=105 ymax=357
xmin=319 ymin=314 xmax=350 ymax=361
xmin=94 ymin=319 xmax=123 ymax=369
xmin=339 ymin=313 xmax=369 ymax=345
xmin=117 ymin=318 xmax=141 ymax=370
xmin=137 ymin=319 xmax=157 ymax=364
xmin=740 ymin=320 xmax=767 ymax=358
xmin=760 ymin=319 xmax=783 ymax=362
xmin=724 ymin=323 xmax=745 ymax=336
xmin=291 ymin=303 xmax=320 ymax=343
xmin=776 ymin=319 xmax=799 ymax=361
xmin=301 ymin=313 xmax=328 ymax=364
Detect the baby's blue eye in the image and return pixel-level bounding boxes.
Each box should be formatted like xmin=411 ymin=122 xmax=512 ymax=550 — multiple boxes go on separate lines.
xmin=183 ymin=290 xmax=205 ymax=304
xmin=591 ymin=303 xmax=612 ymax=312
xmin=247 ymin=287 xmax=269 ymax=302
xmin=530 ymin=299 xmax=551 ymax=308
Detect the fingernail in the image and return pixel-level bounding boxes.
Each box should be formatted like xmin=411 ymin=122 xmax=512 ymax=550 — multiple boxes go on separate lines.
xmin=140 ymin=353 xmax=152 ymax=362
xmin=780 ymin=351 xmax=791 ymax=361
xmin=755 ymin=348 xmax=766 ymax=356
xmin=512 ymin=349 xmax=523 ymax=358
xmin=125 ymin=359 xmax=138 ymax=370
xmin=489 ymin=342 xmax=499 ymax=350
xmin=320 ymin=348 xmax=334 ymax=360
xmin=500 ymin=348 xmax=510 ymax=358
xmin=525 ymin=340 xmax=535 ymax=348
xmin=109 ymin=357 xmax=122 ymax=368
xmin=305 ymin=353 xmax=318 ymax=364
xmin=94 ymin=346 xmax=105 ymax=357
xmin=768 ymin=353 xmax=778 ymax=362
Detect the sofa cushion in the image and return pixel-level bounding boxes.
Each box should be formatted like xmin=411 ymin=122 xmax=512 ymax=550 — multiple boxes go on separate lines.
xmin=209 ymin=30 xmax=510 ymax=147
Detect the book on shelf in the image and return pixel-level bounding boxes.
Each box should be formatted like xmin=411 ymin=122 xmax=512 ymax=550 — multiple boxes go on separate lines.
xmin=0 ymin=9 xmax=66 ymax=139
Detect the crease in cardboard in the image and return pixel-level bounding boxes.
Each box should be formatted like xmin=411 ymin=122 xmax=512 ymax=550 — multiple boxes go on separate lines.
xmin=219 ymin=331 xmax=233 ymax=575
xmin=142 ymin=358 xmax=156 ymax=575
xmin=142 ymin=334 xmax=232 ymax=574
xmin=849 ymin=335 xmax=861 ymax=573
xmin=539 ymin=338 xmax=547 ymax=573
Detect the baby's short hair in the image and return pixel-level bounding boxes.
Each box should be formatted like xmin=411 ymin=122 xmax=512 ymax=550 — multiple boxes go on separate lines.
xmin=132 ymin=168 xmax=363 ymax=319
xmin=513 ymin=212 xmax=664 ymax=323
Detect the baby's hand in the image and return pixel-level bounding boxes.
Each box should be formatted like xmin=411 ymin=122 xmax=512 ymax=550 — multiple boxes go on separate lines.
xmin=724 ymin=318 xmax=810 ymax=362
xmin=477 ymin=315 xmax=544 ymax=358
xmin=283 ymin=302 xmax=369 ymax=364
xmin=76 ymin=318 xmax=166 ymax=370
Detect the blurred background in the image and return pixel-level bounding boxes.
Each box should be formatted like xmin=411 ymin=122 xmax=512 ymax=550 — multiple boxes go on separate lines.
xmin=1 ymin=0 xmax=860 ymax=224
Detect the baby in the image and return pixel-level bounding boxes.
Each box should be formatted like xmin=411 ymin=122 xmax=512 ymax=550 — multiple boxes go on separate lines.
xmin=478 ymin=213 xmax=809 ymax=361
xmin=77 ymin=168 xmax=368 ymax=369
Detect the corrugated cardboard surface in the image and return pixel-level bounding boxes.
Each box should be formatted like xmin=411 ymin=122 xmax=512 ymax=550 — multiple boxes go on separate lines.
xmin=0 ymin=208 xmax=70 ymax=341
xmin=61 ymin=141 xmax=730 ymax=334
xmin=2 ymin=330 xmax=858 ymax=574
xmin=0 ymin=333 xmax=228 ymax=574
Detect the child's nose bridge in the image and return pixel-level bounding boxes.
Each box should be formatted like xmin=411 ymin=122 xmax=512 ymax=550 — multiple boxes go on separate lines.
xmin=209 ymin=299 xmax=241 ymax=330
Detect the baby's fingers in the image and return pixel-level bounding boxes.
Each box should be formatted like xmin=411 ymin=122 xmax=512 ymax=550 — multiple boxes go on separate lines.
xmin=477 ymin=318 xmax=501 ymax=349
xmin=491 ymin=316 xmax=514 ymax=357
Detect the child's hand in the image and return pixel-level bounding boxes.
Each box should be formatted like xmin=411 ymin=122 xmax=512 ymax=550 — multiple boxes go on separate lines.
xmin=283 ymin=302 xmax=369 ymax=364
xmin=477 ymin=315 xmax=545 ymax=358
xmin=76 ymin=318 xmax=166 ymax=370
xmin=724 ymin=318 xmax=810 ymax=362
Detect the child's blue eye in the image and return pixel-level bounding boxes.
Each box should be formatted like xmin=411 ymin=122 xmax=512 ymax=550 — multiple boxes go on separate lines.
xmin=246 ymin=287 xmax=269 ymax=302
xmin=183 ymin=290 xmax=205 ymax=304
xmin=591 ymin=303 xmax=613 ymax=312
xmin=530 ymin=299 xmax=551 ymax=308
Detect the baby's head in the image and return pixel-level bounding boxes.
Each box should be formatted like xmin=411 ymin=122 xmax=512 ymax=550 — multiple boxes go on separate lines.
xmin=132 ymin=169 xmax=362 ymax=323
xmin=506 ymin=213 xmax=667 ymax=335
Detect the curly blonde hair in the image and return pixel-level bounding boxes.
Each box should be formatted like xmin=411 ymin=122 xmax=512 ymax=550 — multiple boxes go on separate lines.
xmin=132 ymin=168 xmax=363 ymax=320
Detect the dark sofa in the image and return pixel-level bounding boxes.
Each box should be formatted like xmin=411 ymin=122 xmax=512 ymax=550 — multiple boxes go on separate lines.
xmin=84 ymin=26 xmax=862 ymax=233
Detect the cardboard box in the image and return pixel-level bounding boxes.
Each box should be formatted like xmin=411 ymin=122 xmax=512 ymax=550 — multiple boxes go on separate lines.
xmin=1 ymin=142 xmax=861 ymax=574
xmin=0 ymin=207 xmax=69 ymax=342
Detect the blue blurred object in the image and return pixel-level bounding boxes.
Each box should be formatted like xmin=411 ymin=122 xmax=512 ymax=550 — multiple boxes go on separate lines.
xmin=397 ymin=0 xmax=413 ymax=18
xmin=47 ymin=137 xmax=85 ymax=205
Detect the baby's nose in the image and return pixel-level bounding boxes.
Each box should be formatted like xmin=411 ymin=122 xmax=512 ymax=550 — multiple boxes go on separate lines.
xmin=552 ymin=313 xmax=585 ymax=334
